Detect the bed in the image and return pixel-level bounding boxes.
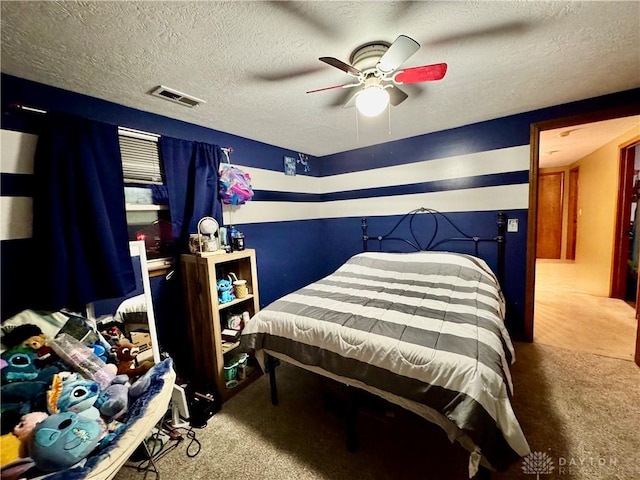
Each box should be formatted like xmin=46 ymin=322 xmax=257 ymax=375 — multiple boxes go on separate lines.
xmin=240 ymin=209 xmax=529 ymax=477
xmin=0 ymin=241 xmax=175 ymax=480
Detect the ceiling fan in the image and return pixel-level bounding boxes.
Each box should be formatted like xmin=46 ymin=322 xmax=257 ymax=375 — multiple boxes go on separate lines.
xmin=307 ymin=35 xmax=447 ymax=117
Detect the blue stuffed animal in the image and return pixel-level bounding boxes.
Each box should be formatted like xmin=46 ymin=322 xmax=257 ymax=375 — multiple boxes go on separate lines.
xmin=217 ymin=276 xmax=235 ymax=304
xmin=29 ymin=411 xmax=104 ymax=472
xmin=1 ymin=348 xmax=60 ymax=385
xmin=96 ymin=367 xmax=155 ymax=422
xmin=1 ymin=348 xmax=61 ymax=417
xmin=47 ymin=372 xmax=101 ymax=421
xmin=95 ymin=374 xmax=130 ymax=421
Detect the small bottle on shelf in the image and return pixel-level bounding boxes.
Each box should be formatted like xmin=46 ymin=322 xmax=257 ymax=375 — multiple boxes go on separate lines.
xmin=233 ymin=232 xmax=245 ymax=251
xmin=228 ymin=225 xmax=238 ymax=251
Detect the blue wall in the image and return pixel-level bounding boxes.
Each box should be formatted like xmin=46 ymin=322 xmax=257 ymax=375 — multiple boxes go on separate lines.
xmin=0 ymin=73 xmax=322 ymax=368
xmin=2 ymin=72 xmax=639 ymax=350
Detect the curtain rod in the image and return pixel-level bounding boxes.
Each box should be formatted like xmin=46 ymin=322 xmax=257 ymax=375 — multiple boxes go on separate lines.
xmin=10 ymin=103 xmax=233 ymax=151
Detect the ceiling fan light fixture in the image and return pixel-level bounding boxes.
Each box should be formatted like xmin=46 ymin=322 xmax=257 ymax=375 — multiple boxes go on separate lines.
xmin=356 ymin=85 xmax=390 ymax=117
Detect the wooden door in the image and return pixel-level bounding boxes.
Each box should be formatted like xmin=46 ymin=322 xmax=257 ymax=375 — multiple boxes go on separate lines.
xmin=537 ymin=172 xmax=564 ymax=259
xmin=566 ymin=167 xmax=579 ymax=260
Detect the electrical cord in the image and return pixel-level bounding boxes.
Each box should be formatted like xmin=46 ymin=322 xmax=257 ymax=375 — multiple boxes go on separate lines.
xmin=184 ymin=427 xmax=202 ymax=457
xmin=132 ymin=418 xmax=202 ymax=475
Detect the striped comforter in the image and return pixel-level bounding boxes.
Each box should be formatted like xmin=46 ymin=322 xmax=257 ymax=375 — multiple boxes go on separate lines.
xmin=241 ymin=251 xmax=529 ymax=470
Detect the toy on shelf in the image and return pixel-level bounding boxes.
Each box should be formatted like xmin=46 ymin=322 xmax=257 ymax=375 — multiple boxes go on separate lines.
xmin=217 ymin=277 xmax=236 ymax=304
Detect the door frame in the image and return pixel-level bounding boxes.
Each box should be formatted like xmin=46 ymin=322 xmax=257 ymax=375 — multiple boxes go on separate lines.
xmin=611 ymin=136 xmax=640 ymax=299
xmin=566 ymin=167 xmax=579 ymax=260
xmin=524 ymin=104 xmax=640 ymax=342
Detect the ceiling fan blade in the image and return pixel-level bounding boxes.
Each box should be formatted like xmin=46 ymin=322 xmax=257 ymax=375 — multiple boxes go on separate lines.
xmin=388 ymin=86 xmax=409 ymax=106
xmin=306 ymin=83 xmax=359 ymax=94
xmin=393 ymin=63 xmax=448 ymax=84
xmin=319 ymin=57 xmax=362 ymax=77
xmin=377 ymin=35 xmax=420 ymax=74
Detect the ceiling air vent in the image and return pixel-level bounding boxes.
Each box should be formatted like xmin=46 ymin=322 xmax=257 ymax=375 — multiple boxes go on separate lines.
xmin=150 ymin=85 xmax=206 ymax=108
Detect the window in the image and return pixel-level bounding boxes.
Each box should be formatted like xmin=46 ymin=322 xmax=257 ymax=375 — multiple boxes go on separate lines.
xmin=118 ymin=127 xmax=173 ymax=271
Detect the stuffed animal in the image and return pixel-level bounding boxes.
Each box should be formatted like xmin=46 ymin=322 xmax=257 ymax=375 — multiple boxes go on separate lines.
xmin=1 ymin=348 xmax=60 ymax=417
xmin=95 ymin=374 xmax=130 ymax=421
xmin=46 ymin=372 xmax=101 ymax=421
xmin=0 ymin=433 xmax=22 ymax=467
xmin=13 ymin=412 xmax=48 ymax=458
xmin=111 ymin=340 xmax=153 ymax=380
xmin=101 ymin=324 xmax=126 ymax=346
xmin=217 ymin=277 xmax=235 ymax=304
xmin=90 ymin=343 xmax=108 ymax=363
xmin=13 ymin=411 xmax=49 ymax=443
xmin=1 ymin=324 xmax=57 ymax=365
xmin=1 ymin=348 xmax=60 ymax=385
xmin=29 ymin=411 xmax=104 ymax=473
xmin=95 ymin=364 xmax=155 ymax=422
xmin=1 ymin=381 xmax=50 ymax=418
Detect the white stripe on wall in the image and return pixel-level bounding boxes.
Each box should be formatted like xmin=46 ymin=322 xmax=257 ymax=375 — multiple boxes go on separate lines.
xmin=1 ymin=130 xmax=37 ymax=174
xmin=222 ymin=201 xmax=322 ymax=225
xmin=1 ymin=196 xmax=32 ymax=240
xmin=240 ymin=165 xmax=321 ymax=194
xmin=226 ymin=184 xmax=529 ymax=224
xmin=243 ymin=145 xmax=529 ymax=194
xmin=319 ymin=145 xmax=530 ymax=193
xmin=1 ymin=129 xmax=530 ymax=236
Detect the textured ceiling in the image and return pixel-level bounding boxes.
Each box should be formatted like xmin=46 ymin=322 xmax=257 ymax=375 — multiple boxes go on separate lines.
xmin=539 ymin=116 xmax=640 ymax=169
xmin=1 ymin=1 xmax=639 ymax=157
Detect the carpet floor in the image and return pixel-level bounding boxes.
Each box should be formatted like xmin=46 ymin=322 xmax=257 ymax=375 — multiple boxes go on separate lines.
xmin=534 ymin=260 xmax=637 ymax=361
xmin=114 ymin=342 xmax=639 ymax=480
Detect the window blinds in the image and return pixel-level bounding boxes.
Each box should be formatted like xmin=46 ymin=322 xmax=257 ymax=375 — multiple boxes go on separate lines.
xmin=118 ymin=127 xmax=162 ymax=184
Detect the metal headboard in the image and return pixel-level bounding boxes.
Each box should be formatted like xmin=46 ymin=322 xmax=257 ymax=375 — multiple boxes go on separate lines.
xmin=361 ymin=207 xmax=507 ymax=285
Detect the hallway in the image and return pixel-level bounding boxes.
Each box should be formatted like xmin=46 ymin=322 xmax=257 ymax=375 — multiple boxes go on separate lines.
xmin=534 ymin=259 xmax=637 ymax=361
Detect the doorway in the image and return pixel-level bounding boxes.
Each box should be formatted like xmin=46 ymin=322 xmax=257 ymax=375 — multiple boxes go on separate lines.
xmin=525 ymin=105 xmax=640 ymax=366
xmin=611 ymin=141 xmax=640 ymax=305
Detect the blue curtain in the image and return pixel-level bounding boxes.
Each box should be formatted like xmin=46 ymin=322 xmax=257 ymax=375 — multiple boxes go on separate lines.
xmin=32 ymin=114 xmax=135 ymax=311
xmin=160 ymin=137 xmax=223 ymax=252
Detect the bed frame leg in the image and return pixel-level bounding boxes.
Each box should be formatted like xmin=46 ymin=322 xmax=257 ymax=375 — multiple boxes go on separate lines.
xmin=267 ymin=355 xmax=278 ymax=406
xmin=346 ymin=386 xmax=358 ymax=452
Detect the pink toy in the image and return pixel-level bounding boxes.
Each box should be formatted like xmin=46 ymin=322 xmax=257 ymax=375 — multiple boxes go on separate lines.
xmin=13 ymin=412 xmax=49 ymax=442
xmin=13 ymin=412 xmax=49 ymax=457
xmin=219 ymin=164 xmax=253 ymax=205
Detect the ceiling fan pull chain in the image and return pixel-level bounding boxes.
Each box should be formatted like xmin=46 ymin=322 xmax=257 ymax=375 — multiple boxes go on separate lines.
xmin=388 ymin=103 xmax=392 ymax=135
xmin=356 ymin=108 xmax=359 ymax=142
